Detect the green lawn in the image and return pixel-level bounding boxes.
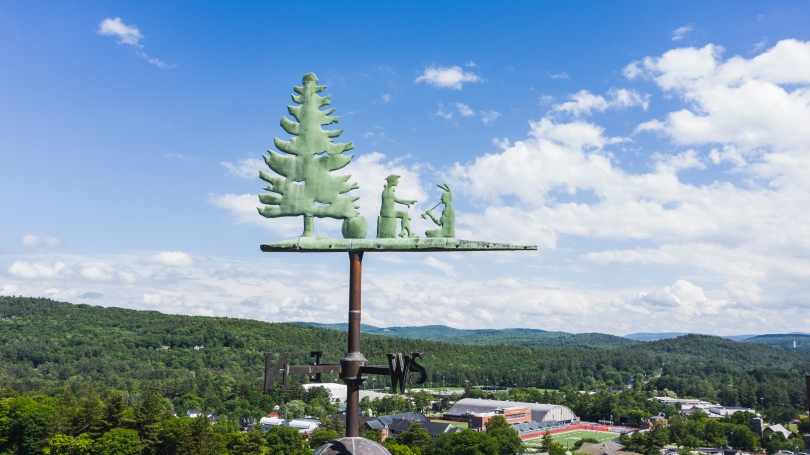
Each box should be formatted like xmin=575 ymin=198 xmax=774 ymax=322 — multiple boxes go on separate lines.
xmin=524 ymin=430 xmax=618 ymax=448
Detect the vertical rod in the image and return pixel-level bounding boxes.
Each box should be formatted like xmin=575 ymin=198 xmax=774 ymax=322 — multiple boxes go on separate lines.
xmin=346 ymin=250 xmax=363 ymax=438
xmin=348 ymin=251 xmax=363 ymax=354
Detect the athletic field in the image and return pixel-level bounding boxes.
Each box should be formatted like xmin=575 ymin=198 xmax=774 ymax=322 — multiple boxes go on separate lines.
xmin=524 ymin=429 xmax=619 ymax=449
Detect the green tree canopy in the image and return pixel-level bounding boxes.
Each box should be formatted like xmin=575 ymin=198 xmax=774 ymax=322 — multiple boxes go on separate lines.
xmin=265 ymin=425 xmax=309 ymax=455
xmin=92 ymin=428 xmax=142 ymax=455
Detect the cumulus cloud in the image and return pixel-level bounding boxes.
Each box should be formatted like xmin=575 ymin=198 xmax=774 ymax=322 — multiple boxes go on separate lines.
xmin=415 ymin=66 xmax=483 ymax=90
xmin=630 ymin=40 xmax=810 ymax=158
xmin=22 ymin=235 xmax=62 ymax=248
xmin=97 ymin=17 xmax=143 ymax=45
xmin=636 ymin=280 xmax=726 ymax=315
xmin=9 ymin=261 xmax=67 ymax=279
xmin=97 ymin=17 xmax=173 ymax=68
xmin=1 ymin=285 xmax=19 ymax=296
xmin=553 ymin=88 xmax=650 ymax=116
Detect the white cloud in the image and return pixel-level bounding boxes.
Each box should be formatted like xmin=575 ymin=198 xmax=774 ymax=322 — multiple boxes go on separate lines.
xmin=382 ymin=94 xmax=391 ymax=102
xmin=9 ymin=261 xmax=67 ymax=279
xmin=631 ymin=40 xmax=810 ymax=156
xmin=454 ymin=103 xmax=475 ymax=117
xmin=97 ymin=17 xmax=173 ymax=68
xmin=636 ymin=280 xmax=726 ymax=315
xmin=415 ymin=66 xmax=483 ymax=90
xmin=672 ymin=24 xmax=694 ymax=41
xmin=492 ymin=138 xmax=511 ymax=150
xmin=97 ymin=17 xmax=143 ymax=45
xmin=1 ymin=285 xmax=18 ymax=296
xmin=142 ymin=251 xmax=195 ymax=267
xmin=22 ymin=235 xmax=62 ymax=248
xmin=142 ymin=294 xmax=163 ymax=305
xmin=550 ymin=71 xmax=570 ymax=80
xmin=480 ymin=110 xmax=501 ymax=124
xmin=422 ymin=256 xmax=456 ymax=276
xmin=222 ymin=158 xmax=264 ymax=179
xmin=434 ymin=103 xmax=453 ymax=120
xmin=553 ymin=89 xmax=650 ymax=116
xmin=465 ymin=61 xmax=477 ymax=67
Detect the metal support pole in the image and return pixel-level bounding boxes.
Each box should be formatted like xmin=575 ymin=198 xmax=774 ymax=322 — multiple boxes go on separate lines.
xmin=341 ymin=251 xmax=367 ymax=437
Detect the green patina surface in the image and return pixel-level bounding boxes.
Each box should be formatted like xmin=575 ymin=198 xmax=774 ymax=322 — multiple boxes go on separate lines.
xmin=260 ymin=237 xmax=537 ymax=252
xmin=254 ymin=72 xmax=537 ymax=252
xmin=257 ymin=72 xmax=361 ymax=237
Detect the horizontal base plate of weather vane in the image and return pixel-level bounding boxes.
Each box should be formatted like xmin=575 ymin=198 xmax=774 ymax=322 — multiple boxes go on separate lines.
xmin=260 ymin=237 xmax=537 ymax=253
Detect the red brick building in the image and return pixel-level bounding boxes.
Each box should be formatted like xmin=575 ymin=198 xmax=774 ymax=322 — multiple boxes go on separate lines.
xmin=469 ymin=406 xmax=531 ymax=431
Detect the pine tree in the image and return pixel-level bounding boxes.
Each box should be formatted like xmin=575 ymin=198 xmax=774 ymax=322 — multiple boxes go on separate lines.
xmin=74 ymin=387 xmax=105 ymax=437
xmin=134 ymin=393 xmax=166 ymax=454
xmin=55 ymin=385 xmax=78 ymax=435
xmin=258 ymin=72 xmax=359 ymax=237
xmin=101 ymin=390 xmax=128 ymax=432
xmin=540 ymin=430 xmax=553 ymax=453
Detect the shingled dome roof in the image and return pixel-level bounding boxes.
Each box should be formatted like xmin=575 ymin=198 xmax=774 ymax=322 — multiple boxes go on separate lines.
xmin=444 ymin=398 xmax=577 ymax=422
xmin=313 ymin=437 xmax=391 ymax=455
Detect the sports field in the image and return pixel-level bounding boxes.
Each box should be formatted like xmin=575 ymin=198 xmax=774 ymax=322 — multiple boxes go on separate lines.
xmin=525 ymin=429 xmax=619 ymax=449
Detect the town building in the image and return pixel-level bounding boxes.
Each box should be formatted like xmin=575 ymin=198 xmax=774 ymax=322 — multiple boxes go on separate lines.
xmin=387 ymin=419 xmax=460 ymax=438
xmin=444 ymin=398 xmax=577 ymax=423
xmin=258 ymin=415 xmax=320 ymax=433
xmin=763 ymin=424 xmax=791 ymax=439
xmin=468 ymin=406 xmax=532 ymax=430
xmin=362 ymin=412 xmax=430 ymax=441
xmin=653 ymin=397 xmax=754 ymax=419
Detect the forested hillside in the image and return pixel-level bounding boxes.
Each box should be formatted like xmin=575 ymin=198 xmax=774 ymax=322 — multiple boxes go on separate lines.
xmin=296 ymin=322 xmax=639 ymax=349
xmin=743 ymin=333 xmax=810 ymax=357
xmin=1 ymin=297 xmax=808 ymax=419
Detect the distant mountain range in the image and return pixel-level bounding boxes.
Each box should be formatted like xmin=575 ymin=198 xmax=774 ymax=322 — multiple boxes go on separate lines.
xmin=623 ymin=332 xmax=756 ymax=341
xmin=293 ymin=322 xmax=638 ymax=349
xmin=294 ymin=322 xmax=810 ymax=355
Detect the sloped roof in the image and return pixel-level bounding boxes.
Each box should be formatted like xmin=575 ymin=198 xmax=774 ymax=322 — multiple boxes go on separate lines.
xmin=376 ymin=412 xmax=429 ymax=426
xmin=764 ymin=424 xmax=791 ymax=438
xmin=445 ymin=398 xmax=577 ymax=421
xmin=388 ymin=420 xmax=459 ymax=436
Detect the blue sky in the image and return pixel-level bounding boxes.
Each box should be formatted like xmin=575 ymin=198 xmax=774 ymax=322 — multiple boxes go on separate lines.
xmin=2 ymin=1 xmax=810 ymax=335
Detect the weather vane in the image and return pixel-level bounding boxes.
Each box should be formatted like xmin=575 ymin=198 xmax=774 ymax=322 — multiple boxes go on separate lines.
xmin=254 ymin=72 xmax=536 ymax=454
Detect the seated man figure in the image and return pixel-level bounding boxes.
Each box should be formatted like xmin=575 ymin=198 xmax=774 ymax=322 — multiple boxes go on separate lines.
xmin=377 ymin=175 xmax=417 ymax=238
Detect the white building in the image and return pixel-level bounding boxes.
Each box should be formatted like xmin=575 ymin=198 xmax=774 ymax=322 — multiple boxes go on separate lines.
xmin=258 ymin=416 xmax=320 ymax=433
xmin=654 ymin=397 xmax=754 ymax=418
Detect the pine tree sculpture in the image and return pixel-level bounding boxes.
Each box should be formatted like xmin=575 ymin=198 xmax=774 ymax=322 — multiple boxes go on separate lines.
xmin=258 ymin=73 xmax=364 ymax=238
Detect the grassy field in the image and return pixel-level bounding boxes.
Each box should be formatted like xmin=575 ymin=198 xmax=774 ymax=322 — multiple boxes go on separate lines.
xmin=525 ymin=430 xmax=619 ymax=449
